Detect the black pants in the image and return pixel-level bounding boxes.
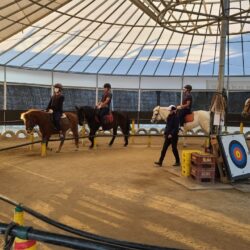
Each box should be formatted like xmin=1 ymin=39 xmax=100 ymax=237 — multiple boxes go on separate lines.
xmin=53 ymin=112 xmax=62 ymax=131
xmin=178 ymin=109 xmax=191 ymax=126
xmin=159 ymin=135 xmax=180 ymax=164
xmin=98 ymin=108 xmax=109 ymax=123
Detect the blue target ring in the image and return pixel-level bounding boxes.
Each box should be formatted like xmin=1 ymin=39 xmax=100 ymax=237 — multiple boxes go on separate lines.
xmin=229 ymin=140 xmax=247 ymax=169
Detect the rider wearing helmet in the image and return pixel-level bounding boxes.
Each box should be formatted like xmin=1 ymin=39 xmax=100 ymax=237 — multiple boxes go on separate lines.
xmin=177 ymin=84 xmax=193 ymax=128
xmin=96 ymin=83 xmax=112 ymax=123
xmin=46 ymin=83 xmax=64 ymax=138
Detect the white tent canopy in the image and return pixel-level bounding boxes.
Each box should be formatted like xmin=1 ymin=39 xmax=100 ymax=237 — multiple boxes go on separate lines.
xmin=0 ymin=0 xmax=249 ymax=76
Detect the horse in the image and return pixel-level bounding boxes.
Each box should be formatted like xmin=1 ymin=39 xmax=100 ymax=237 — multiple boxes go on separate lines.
xmin=75 ymin=106 xmax=130 ymax=148
xmin=242 ymin=98 xmax=250 ymax=117
xmin=151 ymin=106 xmax=210 ymax=140
xmin=20 ymin=109 xmax=79 ymax=153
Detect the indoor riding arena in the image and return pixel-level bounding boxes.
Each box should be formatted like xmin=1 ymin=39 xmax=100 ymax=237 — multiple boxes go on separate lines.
xmin=1 ymin=1 xmax=250 ymax=250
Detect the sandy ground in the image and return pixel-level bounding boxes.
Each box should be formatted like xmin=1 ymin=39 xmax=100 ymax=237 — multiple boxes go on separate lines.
xmin=0 ymin=135 xmax=250 ymax=250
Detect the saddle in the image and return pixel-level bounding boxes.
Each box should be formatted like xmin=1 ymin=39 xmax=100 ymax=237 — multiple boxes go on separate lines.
xmin=184 ymin=113 xmax=194 ymax=123
xmin=95 ymin=113 xmax=113 ymax=125
xmin=103 ymin=113 xmax=113 ymax=124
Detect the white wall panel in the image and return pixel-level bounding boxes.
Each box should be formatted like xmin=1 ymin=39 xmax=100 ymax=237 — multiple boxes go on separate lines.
xmin=6 ymin=68 xmax=51 ymax=85
xmin=141 ymin=77 xmax=182 ymax=89
xmin=0 ymin=66 xmax=5 ymax=81
xmin=53 ymin=72 xmax=96 ymax=87
xmin=98 ymin=75 xmax=139 ymax=89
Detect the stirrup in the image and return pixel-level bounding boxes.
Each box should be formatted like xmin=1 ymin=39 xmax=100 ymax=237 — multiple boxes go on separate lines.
xmin=59 ymin=131 xmax=64 ymax=140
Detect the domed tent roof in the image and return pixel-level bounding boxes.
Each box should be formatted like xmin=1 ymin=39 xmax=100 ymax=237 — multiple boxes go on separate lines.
xmin=0 ymin=0 xmax=249 ymax=76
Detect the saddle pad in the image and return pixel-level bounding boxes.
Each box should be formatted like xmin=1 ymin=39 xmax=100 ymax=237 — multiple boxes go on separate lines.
xmin=104 ymin=114 xmax=113 ymax=124
xmin=184 ymin=113 xmax=194 ymax=123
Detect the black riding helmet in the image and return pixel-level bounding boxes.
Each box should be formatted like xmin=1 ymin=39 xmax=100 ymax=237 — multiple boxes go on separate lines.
xmin=184 ymin=84 xmax=192 ymax=91
xmin=104 ymin=83 xmax=111 ymax=89
xmin=54 ymin=83 xmax=63 ymax=91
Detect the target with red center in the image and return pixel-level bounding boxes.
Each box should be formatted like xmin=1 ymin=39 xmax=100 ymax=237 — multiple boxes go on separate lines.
xmin=218 ymin=134 xmax=250 ymax=181
xmin=229 ymin=140 xmax=247 ymax=169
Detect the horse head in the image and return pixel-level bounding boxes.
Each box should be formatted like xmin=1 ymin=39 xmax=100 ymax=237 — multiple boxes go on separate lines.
xmin=20 ymin=110 xmax=37 ymax=133
xmin=151 ymin=106 xmax=169 ymax=123
xmin=75 ymin=106 xmax=95 ymax=126
xmin=242 ymin=98 xmax=250 ymax=118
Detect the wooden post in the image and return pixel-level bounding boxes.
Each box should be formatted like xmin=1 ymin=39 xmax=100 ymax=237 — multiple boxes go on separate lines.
xmin=81 ymin=125 xmax=86 ymax=146
xmin=41 ymin=141 xmax=47 ymax=157
xmin=240 ymin=122 xmax=244 ymax=134
xmin=14 ymin=206 xmax=37 ymax=249
xmin=29 ymin=131 xmax=34 ymax=150
xmin=131 ymin=119 xmax=135 ymax=144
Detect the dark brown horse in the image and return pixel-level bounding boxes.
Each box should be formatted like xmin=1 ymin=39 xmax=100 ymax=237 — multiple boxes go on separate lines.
xmin=75 ymin=106 xmax=130 ymax=148
xmin=21 ymin=109 xmax=79 ymax=153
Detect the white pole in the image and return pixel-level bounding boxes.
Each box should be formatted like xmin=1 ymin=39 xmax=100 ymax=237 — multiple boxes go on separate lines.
xmin=96 ymin=74 xmax=98 ymax=105
xmin=3 ymin=67 xmax=7 ymax=132
xmin=51 ymin=71 xmax=54 ymax=95
xmin=217 ymin=0 xmax=229 ymax=93
xmin=137 ymin=76 xmax=141 ymax=129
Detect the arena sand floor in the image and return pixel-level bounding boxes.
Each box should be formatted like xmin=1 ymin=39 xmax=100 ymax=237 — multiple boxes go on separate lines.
xmin=0 ymin=136 xmax=250 ymax=250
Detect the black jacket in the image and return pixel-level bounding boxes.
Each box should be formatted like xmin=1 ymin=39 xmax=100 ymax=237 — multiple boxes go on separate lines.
xmin=164 ymin=113 xmax=180 ymax=136
xmin=47 ymin=94 xmax=64 ymax=114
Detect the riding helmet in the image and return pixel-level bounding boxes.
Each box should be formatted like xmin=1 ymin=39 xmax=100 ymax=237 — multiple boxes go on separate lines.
xmin=54 ymin=83 xmax=63 ymax=90
xmin=104 ymin=83 xmax=111 ymax=89
xmin=184 ymin=84 xmax=192 ymax=91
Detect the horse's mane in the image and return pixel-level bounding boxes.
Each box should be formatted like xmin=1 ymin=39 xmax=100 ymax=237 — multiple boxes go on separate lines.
xmin=20 ymin=109 xmax=47 ymax=121
xmin=80 ymin=106 xmax=95 ymax=111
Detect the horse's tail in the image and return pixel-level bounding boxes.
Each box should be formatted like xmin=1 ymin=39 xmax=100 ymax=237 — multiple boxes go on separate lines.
xmin=65 ymin=112 xmax=79 ymax=132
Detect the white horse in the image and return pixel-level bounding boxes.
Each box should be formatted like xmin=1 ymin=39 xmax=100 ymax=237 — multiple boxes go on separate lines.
xmin=151 ymin=106 xmax=210 ymax=135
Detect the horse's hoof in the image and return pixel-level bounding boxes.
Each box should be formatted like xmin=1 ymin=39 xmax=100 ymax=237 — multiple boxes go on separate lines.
xmin=124 ymin=144 xmax=128 ymax=147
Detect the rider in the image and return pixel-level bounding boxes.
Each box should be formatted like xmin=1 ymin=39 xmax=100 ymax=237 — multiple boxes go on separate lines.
xmin=177 ymin=84 xmax=193 ymax=130
xmin=46 ymin=83 xmax=64 ymax=139
xmin=96 ymin=83 xmax=112 ymax=124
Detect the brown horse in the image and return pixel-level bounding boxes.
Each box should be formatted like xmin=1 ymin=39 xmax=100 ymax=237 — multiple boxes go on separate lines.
xmin=21 ymin=109 xmax=79 ymax=153
xmin=75 ymin=106 xmax=130 ymax=148
xmin=242 ymin=98 xmax=250 ymax=117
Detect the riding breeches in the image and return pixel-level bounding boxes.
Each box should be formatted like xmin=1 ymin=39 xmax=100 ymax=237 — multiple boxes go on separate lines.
xmin=98 ymin=108 xmax=109 ymax=122
xmin=53 ymin=112 xmax=62 ymax=131
xmin=178 ymin=109 xmax=191 ymax=127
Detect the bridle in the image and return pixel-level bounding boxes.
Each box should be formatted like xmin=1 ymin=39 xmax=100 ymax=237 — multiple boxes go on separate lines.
xmin=152 ymin=106 xmax=164 ymax=122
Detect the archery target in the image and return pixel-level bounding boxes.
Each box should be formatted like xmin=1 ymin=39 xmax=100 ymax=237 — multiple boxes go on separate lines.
xmin=229 ymin=140 xmax=247 ymax=168
xmin=219 ymin=134 xmax=250 ymax=181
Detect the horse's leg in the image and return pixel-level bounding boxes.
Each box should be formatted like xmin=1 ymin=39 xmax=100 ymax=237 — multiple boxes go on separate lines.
xmin=124 ymin=126 xmax=129 ymax=147
xmin=119 ymin=121 xmax=129 ymax=147
xmin=182 ymin=130 xmax=188 ymax=147
xmin=56 ymin=131 xmax=66 ymax=153
xmin=89 ymin=129 xmax=96 ymax=148
xmin=72 ymin=128 xmax=79 ymax=150
xmin=109 ymin=126 xmax=117 ymax=146
xmin=44 ymin=135 xmax=52 ymax=151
